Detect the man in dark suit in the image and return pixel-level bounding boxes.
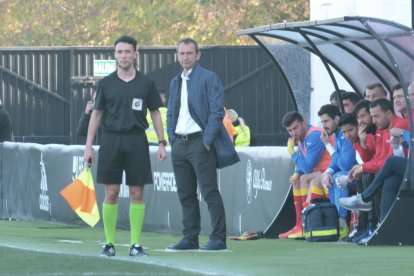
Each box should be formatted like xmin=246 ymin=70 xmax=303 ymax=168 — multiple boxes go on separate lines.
xmin=166 ymin=38 xmax=239 ymax=251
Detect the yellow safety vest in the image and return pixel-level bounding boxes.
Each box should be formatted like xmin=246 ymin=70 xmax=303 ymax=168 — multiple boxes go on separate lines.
xmin=146 ymin=107 xmax=168 ymax=144
xmin=235 ymin=125 xmax=250 ymax=147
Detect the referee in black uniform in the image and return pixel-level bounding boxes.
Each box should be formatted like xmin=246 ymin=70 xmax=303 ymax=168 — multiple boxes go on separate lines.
xmin=83 ymin=36 xmax=167 ymax=257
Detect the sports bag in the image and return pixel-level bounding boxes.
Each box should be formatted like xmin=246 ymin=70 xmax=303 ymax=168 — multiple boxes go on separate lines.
xmin=302 ymin=199 xmax=339 ymax=242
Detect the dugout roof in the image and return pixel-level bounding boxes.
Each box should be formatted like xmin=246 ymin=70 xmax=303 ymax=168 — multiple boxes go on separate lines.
xmin=237 ymin=16 xmax=413 ymax=186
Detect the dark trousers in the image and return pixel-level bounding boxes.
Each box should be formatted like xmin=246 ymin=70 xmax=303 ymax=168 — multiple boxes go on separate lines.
xmin=362 ymin=156 xmax=407 ymax=221
xmin=171 ymin=136 xmax=226 ymax=243
xmin=356 ymin=173 xmax=379 ymax=230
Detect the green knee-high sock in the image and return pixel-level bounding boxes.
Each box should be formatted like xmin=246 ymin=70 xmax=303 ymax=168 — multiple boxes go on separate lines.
xmin=103 ymin=202 xmax=118 ymax=245
xmin=130 ymin=203 xmax=145 ymax=246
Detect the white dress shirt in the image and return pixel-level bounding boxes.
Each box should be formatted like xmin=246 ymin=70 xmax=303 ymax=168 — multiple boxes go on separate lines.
xmin=175 ymin=69 xmax=202 ymax=135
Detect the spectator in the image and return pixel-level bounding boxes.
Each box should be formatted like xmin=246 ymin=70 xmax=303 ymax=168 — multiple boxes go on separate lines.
xmin=76 ymin=91 xmax=98 ymax=142
xmin=146 ymin=88 xmax=168 ymax=145
xmin=223 ymin=107 xmax=237 ymax=143
xmin=318 ymin=105 xmax=356 ymax=240
xmin=226 ymin=109 xmax=251 ymax=147
xmin=341 ymin=92 xmax=362 ymax=114
xmin=0 ymin=99 xmax=13 ymax=142
xmin=278 ymin=111 xmax=332 ymax=239
xmin=364 ymin=83 xmax=387 ymax=102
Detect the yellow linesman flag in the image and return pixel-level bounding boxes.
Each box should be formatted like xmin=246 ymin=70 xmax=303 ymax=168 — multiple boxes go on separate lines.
xmin=60 ymin=168 xmax=100 ymax=227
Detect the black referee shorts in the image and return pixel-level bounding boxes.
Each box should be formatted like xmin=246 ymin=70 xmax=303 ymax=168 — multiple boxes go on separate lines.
xmin=97 ymin=130 xmax=153 ymax=186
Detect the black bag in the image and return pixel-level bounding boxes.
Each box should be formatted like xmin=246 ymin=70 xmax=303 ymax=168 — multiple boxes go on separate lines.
xmin=302 ymin=199 xmax=339 ymax=242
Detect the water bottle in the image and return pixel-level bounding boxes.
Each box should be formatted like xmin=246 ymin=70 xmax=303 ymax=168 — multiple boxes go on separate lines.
xmin=390 ymin=136 xmax=404 ymax=157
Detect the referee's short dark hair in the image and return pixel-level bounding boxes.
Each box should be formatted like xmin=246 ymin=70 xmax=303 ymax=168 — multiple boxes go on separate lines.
xmin=282 ymin=111 xmax=304 ymax=128
xmin=114 ymin=36 xmax=138 ymax=51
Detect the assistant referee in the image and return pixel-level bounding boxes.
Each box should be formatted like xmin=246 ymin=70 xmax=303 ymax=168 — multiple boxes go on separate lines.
xmin=83 ymin=35 xmax=167 ymax=257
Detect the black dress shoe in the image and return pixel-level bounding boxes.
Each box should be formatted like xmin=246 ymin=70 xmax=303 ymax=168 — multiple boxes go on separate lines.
xmin=200 ymin=239 xmax=227 ymax=251
xmin=166 ymin=238 xmax=199 ymax=251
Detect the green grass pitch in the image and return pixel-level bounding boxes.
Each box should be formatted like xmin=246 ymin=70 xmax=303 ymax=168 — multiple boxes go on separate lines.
xmin=1 ymin=220 xmax=414 ymax=275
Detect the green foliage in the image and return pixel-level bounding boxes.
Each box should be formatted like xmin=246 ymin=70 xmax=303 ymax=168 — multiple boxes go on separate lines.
xmin=0 ymin=0 xmax=309 ymax=46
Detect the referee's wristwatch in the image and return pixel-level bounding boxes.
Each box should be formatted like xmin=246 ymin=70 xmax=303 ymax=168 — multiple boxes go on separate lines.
xmin=158 ymin=140 xmax=167 ymax=146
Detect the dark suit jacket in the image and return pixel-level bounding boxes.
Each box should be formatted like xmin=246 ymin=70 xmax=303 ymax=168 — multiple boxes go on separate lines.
xmin=167 ymin=64 xmax=239 ymax=169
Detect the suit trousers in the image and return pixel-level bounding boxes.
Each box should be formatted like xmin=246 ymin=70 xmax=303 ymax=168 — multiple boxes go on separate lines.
xmin=171 ymin=136 xmax=226 ymax=243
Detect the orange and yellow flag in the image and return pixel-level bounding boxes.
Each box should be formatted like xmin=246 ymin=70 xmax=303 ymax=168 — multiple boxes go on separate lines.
xmin=60 ymin=168 xmax=100 ymax=227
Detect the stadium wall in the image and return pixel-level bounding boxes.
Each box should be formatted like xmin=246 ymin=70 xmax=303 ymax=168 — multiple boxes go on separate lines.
xmin=0 ymin=142 xmax=294 ymax=236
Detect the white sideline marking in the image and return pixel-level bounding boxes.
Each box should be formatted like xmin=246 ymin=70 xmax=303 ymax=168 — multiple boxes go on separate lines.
xmin=99 ymin=242 xmax=132 ymax=248
xmin=0 ymin=242 xmax=233 ymax=276
xmin=158 ymin=248 xmax=201 ymax=253
xmin=155 ymin=249 xmax=232 ymax=253
xmin=195 ymin=249 xmax=231 ymax=253
xmin=58 ymin=240 xmax=83 ymax=244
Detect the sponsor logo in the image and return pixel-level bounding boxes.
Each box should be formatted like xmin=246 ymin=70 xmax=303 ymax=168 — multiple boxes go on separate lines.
xmin=71 ymin=155 xmax=131 ymax=198
xmin=245 ymin=159 xmax=273 ymax=204
xmin=152 ymin=170 xmax=218 ymax=202
xmin=246 ymin=160 xmax=253 ymax=204
xmin=39 ymin=153 xmax=51 ymax=214
xmin=132 ymin=98 xmax=143 ymax=111
xmin=72 ymin=156 xmax=84 ymax=181
xmin=153 ymin=172 xmax=177 ymax=192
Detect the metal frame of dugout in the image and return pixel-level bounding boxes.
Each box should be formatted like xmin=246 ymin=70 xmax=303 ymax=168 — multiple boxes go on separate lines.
xmin=237 ymin=16 xmax=414 ymax=245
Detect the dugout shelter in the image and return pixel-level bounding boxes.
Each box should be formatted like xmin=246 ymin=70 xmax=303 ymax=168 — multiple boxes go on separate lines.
xmin=237 ymin=16 xmax=414 ymax=245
